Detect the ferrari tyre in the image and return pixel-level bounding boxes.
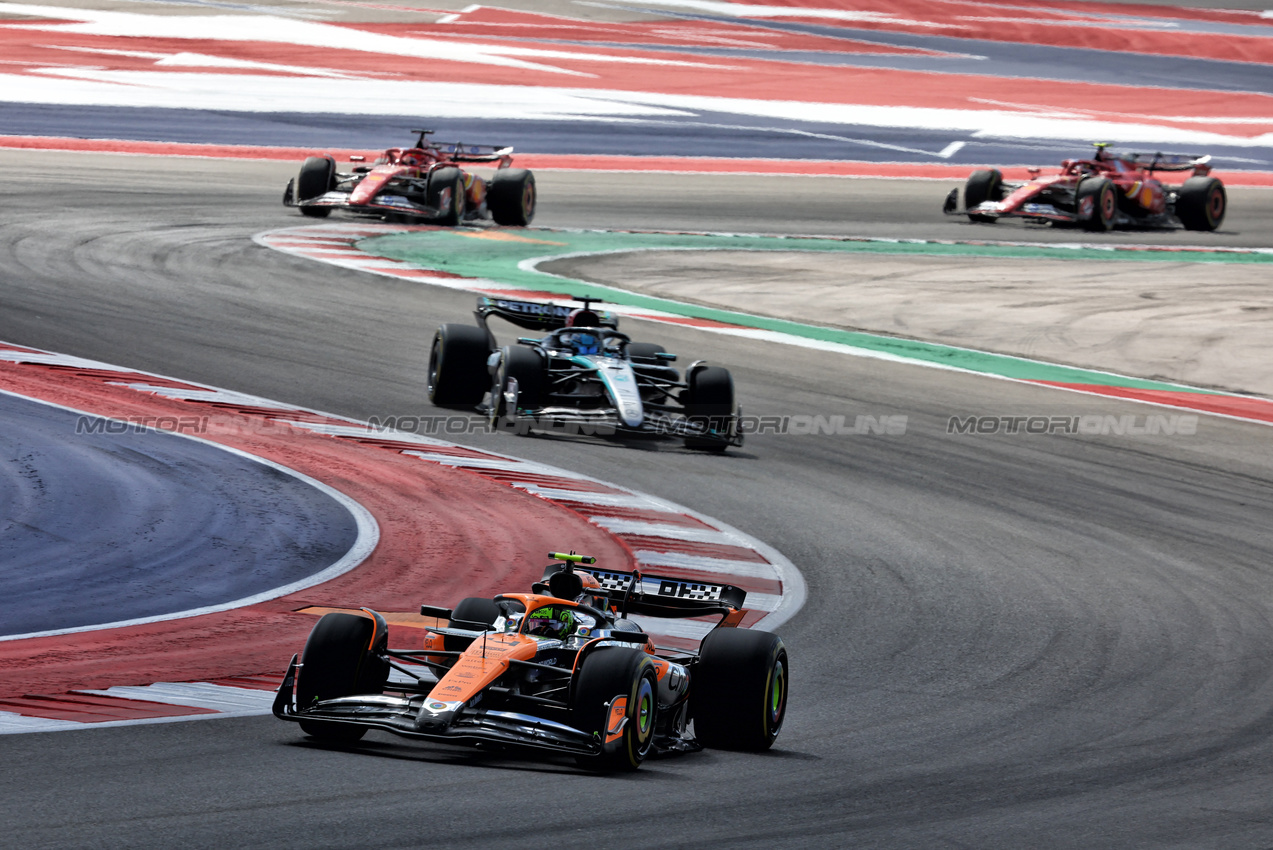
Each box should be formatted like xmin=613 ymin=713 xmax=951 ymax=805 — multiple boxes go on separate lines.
xmin=490 ymin=345 xmax=545 ymax=425
xmin=443 ymin=597 xmax=501 ymax=653
xmin=295 ymin=156 xmax=335 ymax=218
xmin=683 ymin=365 xmax=735 ymax=451
xmin=428 ymin=166 xmax=466 ymax=226
xmin=1176 ymin=176 xmax=1226 ymax=232
xmin=694 ymin=628 xmax=787 ymax=751
xmin=296 ymin=613 xmax=389 ymax=742
xmin=964 ymin=169 xmax=1003 ymax=223
xmin=572 ymin=648 xmax=659 ymax=771
xmin=428 ymin=324 xmax=490 ymax=407
xmin=488 ymin=168 xmax=536 ymax=226
xmin=1078 ymin=176 xmax=1117 ymax=232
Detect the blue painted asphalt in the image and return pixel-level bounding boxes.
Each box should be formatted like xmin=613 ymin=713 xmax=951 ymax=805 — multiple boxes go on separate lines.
xmin=0 ymin=393 xmax=359 ymax=637
xmin=3 ymin=104 xmax=1270 ymax=172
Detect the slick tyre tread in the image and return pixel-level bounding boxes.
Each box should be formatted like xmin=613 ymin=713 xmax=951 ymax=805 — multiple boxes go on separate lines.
xmin=488 ymin=169 xmax=536 ymax=226
xmin=295 ymin=156 xmax=335 ymax=218
xmin=1078 ymin=176 xmax=1117 ymax=232
xmin=443 ymin=597 xmax=502 ymax=653
xmin=428 ymin=166 xmax=466 ymax=226
xmin=694 ymin=628 xmax=788 ymax=751
xmin=964 ymin=169 xmax=1003 ymax=223
xmin=1176 ymin=176 xmax=1226 ymax=232
xmin=626 ymin=342 xmax=668 ymax=362
xmin=572 ymin=648 xmax=658 ymax=771
xmin=428 ymin=324 xmax=490 ymax=407
xmin=491 ymin=345 xmax=545 ymax=426
xmin=296 ymin=613 xmax=389 ymax=742
xmin=683 ymin=365 xmax=735 ymax=451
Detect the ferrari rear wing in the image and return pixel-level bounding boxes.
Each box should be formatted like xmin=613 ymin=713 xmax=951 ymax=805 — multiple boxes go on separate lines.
xmin=1123 ymin=152 xmax=1212 ymax=174
xmin=432 ymin=142 xmax=514 ymax=163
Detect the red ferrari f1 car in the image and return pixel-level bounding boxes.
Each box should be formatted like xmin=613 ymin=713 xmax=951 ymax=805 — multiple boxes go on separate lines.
xmin=273 ymin=552 xmax=787 ymax=770
xmin=283 ymin=129 xmax=535 ymax=226
xmin=943 ymin=143 xmax=1226 ymax=232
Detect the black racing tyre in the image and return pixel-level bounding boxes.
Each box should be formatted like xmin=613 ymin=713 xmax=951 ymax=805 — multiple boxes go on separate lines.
xmin=1176 ymin=176 xmax=1226 ymax=232
xmin=693 ymin=628 xmax=787 ymax=751
xmin=428 ymin=324 xmax=490 ymax=407
xmin=683 ymin=365 xmax=735 ymax=451
xmin=443 ymin=597 xmax=501 ymax=653
xmin=571 ymin=647 xmax=658 ymax=771
xmin=428 ymin=166 xmax=466 ymax=226
xmin=626 ymin=342 xmax=667 ymax=362
xmin=1078 ymin=176 xmax=1117 ymax=232
xmin=295 ymin=156 xmax=335 ymax=218
xmin=488 ymin=168 xmax=537 ymax=226
xmin=296 ymin=613 xmax=389 ymax=742
xmin=964 ymin=169 xmax=1003 ymax=223
xmin=490 ymin=345 xmax=545 ymax=424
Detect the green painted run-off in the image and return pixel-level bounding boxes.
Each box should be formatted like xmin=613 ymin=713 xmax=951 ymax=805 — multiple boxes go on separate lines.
xmin=361 ymin=228 xmax=1261 ymax=396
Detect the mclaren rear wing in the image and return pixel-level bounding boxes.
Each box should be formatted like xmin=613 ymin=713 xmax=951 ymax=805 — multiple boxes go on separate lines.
xmin=539 ymin=562 xmax=748 ymax=620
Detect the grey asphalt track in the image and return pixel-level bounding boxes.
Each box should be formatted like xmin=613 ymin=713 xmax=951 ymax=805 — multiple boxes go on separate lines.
xmin=1 ymin=151 xmax=1273 ymax=848
xmin=0 ymin=392 xmax=360 ymax=637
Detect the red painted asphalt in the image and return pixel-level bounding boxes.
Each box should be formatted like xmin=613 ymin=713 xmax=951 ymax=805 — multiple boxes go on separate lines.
xmin=0 ymin=355 xmax=631 ymax=699
xmin=1036 ymin=383 xmax=1273 ymax=424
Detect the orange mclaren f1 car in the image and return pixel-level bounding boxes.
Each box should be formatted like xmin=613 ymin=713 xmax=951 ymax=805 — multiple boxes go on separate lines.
xmin=273 ymin=553 xmax=787 ymax=770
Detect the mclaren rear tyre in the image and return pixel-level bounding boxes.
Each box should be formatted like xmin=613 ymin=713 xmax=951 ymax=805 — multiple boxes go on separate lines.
xmin=572 ymin=648 xmax=659 ymax=771
xmin=443 ymin=597 xmax=502 ymax=653
xmin=488 ymin=169 xmax=537 ymax=226
xmin=428 ymin=166 xmax=466 ymax=226
xmin=295 ymin=156 xmax=336 ymax=219
xmin=1078 ymin=176 xmax=1117 ymax=232
xmin=1176 ymin=176 xmax=1227 ymax=232
xmin=296 ymin=613 xmax=389 ymax=742
xmin=963 ymin=169 xmax=1003 ymax=223
xmin=694 ymin=628 xmax=788 ymax=752
xmin=428 ymin=324 xmax=490 ymax=407
xmin=490 ymin=346 xmax=545 ymax=429
xmin=683 ymin=365 xmax=736 ymax=452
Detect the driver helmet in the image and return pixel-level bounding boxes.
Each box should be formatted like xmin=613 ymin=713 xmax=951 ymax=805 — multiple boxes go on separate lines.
xmin=570 ymin=333 xmax=600 ymax=355
xmin=575 ymin=571 xmax=608 ymax=611
xmin=524 ymin=605 xmax=576 ymax=640
xmin=566 ymin=308 xmax=600 ymax=328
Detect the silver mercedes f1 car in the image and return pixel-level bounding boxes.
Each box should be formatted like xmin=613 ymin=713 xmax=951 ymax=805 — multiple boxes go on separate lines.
xmin=427 ymin=296 xmax=743 ymax=451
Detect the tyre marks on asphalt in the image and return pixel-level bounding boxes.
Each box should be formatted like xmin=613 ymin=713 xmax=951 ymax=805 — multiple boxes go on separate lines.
xmin=0 ymin=343 xmax=800 ymax=733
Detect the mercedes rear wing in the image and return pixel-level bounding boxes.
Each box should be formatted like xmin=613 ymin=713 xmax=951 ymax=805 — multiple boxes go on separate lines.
xmin=476 ymin=296 xmax=618 ymax=333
